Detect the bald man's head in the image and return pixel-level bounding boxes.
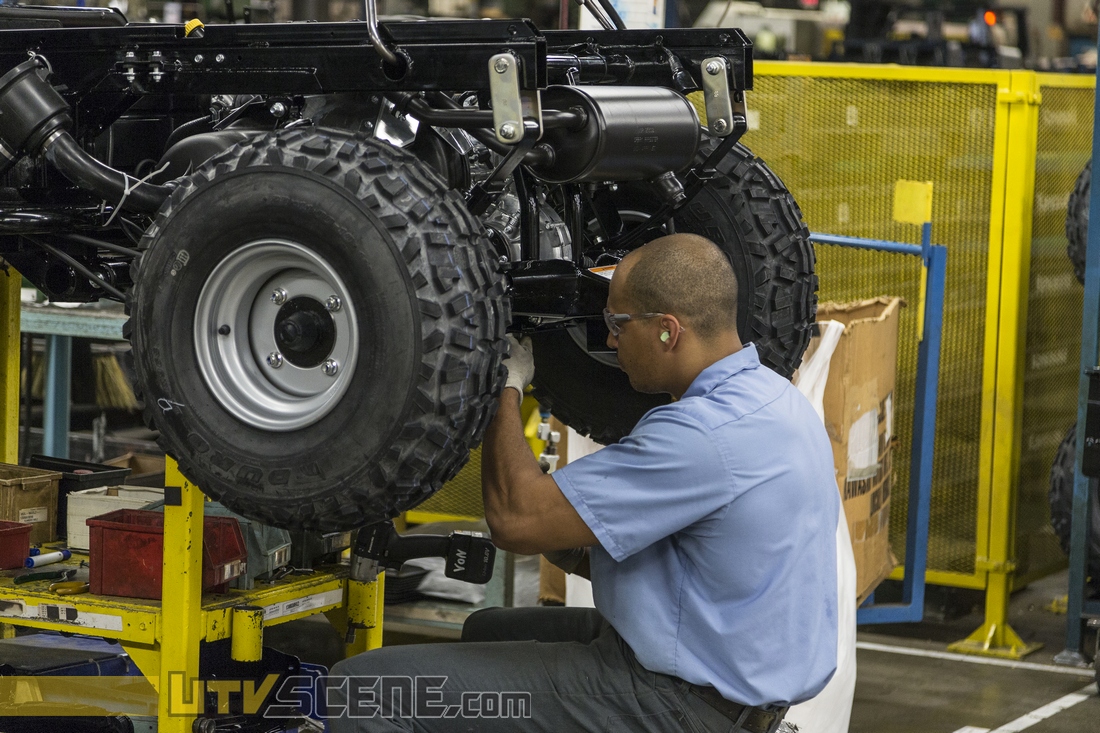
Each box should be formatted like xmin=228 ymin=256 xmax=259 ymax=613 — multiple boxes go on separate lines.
xmin=621 ymin=234 xmax=738 ymax=340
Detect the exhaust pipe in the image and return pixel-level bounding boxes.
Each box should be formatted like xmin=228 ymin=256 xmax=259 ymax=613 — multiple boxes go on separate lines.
xmin=0 ymin=56 xmax=172 ymax=214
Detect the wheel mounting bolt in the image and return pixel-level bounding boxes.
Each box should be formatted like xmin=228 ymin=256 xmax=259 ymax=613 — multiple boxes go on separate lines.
xmin=493 ymin=57 xmax=510 ymax=74
xmin=713 ymin=118 xmax=729 ymax=133
xmin=499 ymin=123 xmax=517 ymax=140
xmin=267 ymin=352 xmax=283 ymax=369
xmin=705 ymin=60 xmax=723 ymax=76
xmin=218 ymin=325 xmax=231 ymax=336
xmin=322 ymin=359 xmax=339 ymax=376
xmin=325 ymin=295 xmax=342 ymax=313
xmin=271 ymin=288 xmax=288 ymax=305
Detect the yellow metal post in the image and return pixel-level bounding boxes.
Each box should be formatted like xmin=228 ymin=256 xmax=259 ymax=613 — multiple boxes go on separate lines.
xmin=159 ymin=461 xmax=206 ymax=730
xmin=231 ymin=606 xmax=265 ymax=662
xmin=0 ymin=265 xmax=19 ymax=463
xmin=949 ymin=71 xmax=1043 ymax=659
xmin=344 ymin=574 xmax=385 ymax=657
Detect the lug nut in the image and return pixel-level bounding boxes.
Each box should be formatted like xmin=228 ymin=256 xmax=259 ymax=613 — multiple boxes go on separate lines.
xmin=325 ymin=295 xmax=342 ymax=312
xmin=322 ymin=359 xmax=339 ymax=377
xmin=218 ymin=325 xmax=231 ymax=336
xmin=271 ymin=288 xmax=288 ymax=305
xmin=267 ymin=352 xmax=283 ymax=368
xmin=499 ymin=123 xmax=517 ymax=140
xmin=705 ymin=60 xmax=723 ymax=76
xmin=493 ymin=57 xmax=511 ymax=74
xmin=713 ymin=118 xmax=729 ymax=133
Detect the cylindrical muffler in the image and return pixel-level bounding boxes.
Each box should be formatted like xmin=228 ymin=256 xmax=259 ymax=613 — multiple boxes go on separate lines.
xmin=530 ymin=86 xmax=700 ymax=184
xmin=0 ymin=58 xmax=70 ymax=156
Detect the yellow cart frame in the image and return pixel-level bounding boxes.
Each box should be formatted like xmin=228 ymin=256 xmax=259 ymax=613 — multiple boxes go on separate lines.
xmin=0 ymin=277 xmax=382 ymax=729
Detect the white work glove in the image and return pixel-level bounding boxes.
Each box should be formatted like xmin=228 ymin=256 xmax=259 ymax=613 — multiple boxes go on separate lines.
xmin=503 ymin=334 xmax=535 ymax=394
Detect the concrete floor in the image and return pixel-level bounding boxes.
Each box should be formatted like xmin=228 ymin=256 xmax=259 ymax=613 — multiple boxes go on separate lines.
xmin=848 ymin=570 xmax=1098 ymax=733
xmin=269 ymin=565 xmax=1099 ymax=732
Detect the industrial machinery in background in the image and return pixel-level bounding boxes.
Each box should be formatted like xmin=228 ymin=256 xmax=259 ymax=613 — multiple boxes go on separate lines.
xmin=0 ymin=4 xmax=816 ymax=531
xmin=694 ymin=1 xmax=1029 ymax=67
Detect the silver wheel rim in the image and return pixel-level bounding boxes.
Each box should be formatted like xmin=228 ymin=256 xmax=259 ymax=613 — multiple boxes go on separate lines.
xmin=193 ymin=239 xmax=359 ymax=431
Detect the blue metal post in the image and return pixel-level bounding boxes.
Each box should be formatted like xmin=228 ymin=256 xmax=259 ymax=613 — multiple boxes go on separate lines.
xmin=855 ymin=245 xmax=945 ymax=625
xmin=1056 ymin=38 xmax=1100 ymax=663
xmin=42 ymin=334 xmax=70 ymax=459
xmin=901 ymin=240 xmax=944 ymax=613
xmin=812 ymin=228 xmax=944 ymax=625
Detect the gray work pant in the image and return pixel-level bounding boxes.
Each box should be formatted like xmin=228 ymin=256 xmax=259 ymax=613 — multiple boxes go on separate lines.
xmin=327 ymin=606 xmax=749 ymax=732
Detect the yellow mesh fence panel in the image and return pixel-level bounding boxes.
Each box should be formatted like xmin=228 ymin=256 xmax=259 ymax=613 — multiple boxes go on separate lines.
xmin=743 ymin=69 xmax=998 ymax=574
xmin=1015 ymin=79 xmax=1092 ymax=581
xmin=409 ymin=447 xmax=485 ymax=520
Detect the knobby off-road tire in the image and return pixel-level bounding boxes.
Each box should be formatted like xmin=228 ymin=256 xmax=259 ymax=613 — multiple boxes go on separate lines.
xmin=1066 ymin=161 xmax=1090 ymax=285
xmin=129 ymin=129 xmax=508 ymax=530
xmin=531 ymin=142 xmax=817 ymax=444
xmin=1049 ymin=423 xmax=1100 ymax=589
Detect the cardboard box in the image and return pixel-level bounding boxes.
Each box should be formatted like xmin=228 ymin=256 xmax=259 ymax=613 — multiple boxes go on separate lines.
xmin=815 ymin=297 xmax=903 ymax=604
xmin=66 ymin=486 xmax=165 ymax=551
xmin=0 ymin=464 xmax=61 ymax=545
xmin=104 ymin=452 xmax=165 ymax=488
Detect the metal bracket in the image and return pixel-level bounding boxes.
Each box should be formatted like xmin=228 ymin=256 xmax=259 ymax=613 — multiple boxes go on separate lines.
xmin=996 ymin=87 xmax=1042 ymax=106
xmin=466 ymin=120 xmax=540 ymax=215
xmin=490 ymin=53 xmax=525 ymax=145
xmin=701 ymin=56 xmax=734 ymax=137
xmin=974 ymin=557 xmax=1017 ymax=574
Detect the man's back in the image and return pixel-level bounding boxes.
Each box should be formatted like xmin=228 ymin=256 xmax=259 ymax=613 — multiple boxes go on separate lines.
xmin=553 ymin=343 xmax=840 ymax=707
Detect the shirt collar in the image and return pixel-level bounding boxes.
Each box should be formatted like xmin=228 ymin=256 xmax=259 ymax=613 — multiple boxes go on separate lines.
xmin=682 ymin=343 xmax=760 ymax=399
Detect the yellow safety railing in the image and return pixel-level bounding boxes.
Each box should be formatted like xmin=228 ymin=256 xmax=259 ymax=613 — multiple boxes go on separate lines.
xmin=742 ymin=62 xmax=1093 ymax=658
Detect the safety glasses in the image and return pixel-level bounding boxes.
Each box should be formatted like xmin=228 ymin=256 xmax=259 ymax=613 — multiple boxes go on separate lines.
xmin=602 ymin=307 xmax=666 ymax=337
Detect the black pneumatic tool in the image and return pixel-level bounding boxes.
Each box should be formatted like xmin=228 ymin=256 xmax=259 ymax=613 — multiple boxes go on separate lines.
xmin=349 ymin=520 xmax=496 ymax=585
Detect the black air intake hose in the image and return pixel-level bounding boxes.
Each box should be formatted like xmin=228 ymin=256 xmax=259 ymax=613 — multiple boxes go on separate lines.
xmin=0 ymin=56 xmax=173 ymax=215
xmin=44 ymin=132 xmax=172 ymax=215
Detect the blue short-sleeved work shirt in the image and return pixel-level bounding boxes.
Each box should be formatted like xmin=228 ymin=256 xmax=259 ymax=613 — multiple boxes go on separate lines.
xmin=553 ymin=343 xmax=839 ymax=707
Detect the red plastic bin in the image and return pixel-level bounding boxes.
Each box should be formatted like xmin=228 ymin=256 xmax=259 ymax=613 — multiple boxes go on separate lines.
xmin=87 ymin=509 xmax=247 ymax=599
xmin=0 ymin=520 xmax=31 ymax=570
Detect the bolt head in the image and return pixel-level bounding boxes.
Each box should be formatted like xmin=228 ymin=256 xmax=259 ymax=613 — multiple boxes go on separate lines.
xmin=493 ymin=57 xmax=511 ymax=74
xmin=499 ymin=123 xmax=518 ymax=140
xmin=215 ymin=54 xmax=226 ymax=64
xmin=266 ymin=352 xmax=283 ymax=369
xmin=322 ymin=359 xmax=339 ymax=377
xmin=218 ymin=324 xmax=231 ymax=336
xmin=270 ymin=288 xmax=288 ymax=305
xmin=706 ymin=60 xmax=723 ymax=76
xmin=125 ymin=51 xmax=136 ymax=59
xmin=194 ymin=54 xmax=204 ymax=64
xmin=713 ymin=118 xmax=729 ymax=133
xmin=269 ymin=102 xmax=287 ymax=118
xmin=325 ymin=295 xmax=342 ymax=313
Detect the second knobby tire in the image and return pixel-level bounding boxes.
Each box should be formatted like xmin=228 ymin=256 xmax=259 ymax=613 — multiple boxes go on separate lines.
xmin=531 ymin=142 xmax=817 ymax=444
xmin=1066 ymin=160 xmax=1090 ymax=285
xmin=1048 ymin=423 xmax=1100 ymax=589
xmin=129 ymin=129 xmax=508 ymax=531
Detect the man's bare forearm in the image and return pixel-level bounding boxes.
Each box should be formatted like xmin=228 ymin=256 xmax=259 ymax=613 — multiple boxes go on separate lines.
xmin=482 ymin=388 xmax=600 ymax=554
xmin=481 ymin=388 xmax=544 ymax=546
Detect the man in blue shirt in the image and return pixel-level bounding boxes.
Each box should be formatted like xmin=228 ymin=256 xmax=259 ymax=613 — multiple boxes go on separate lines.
xmin=329 ymin=233 xmax=839 ymax=732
